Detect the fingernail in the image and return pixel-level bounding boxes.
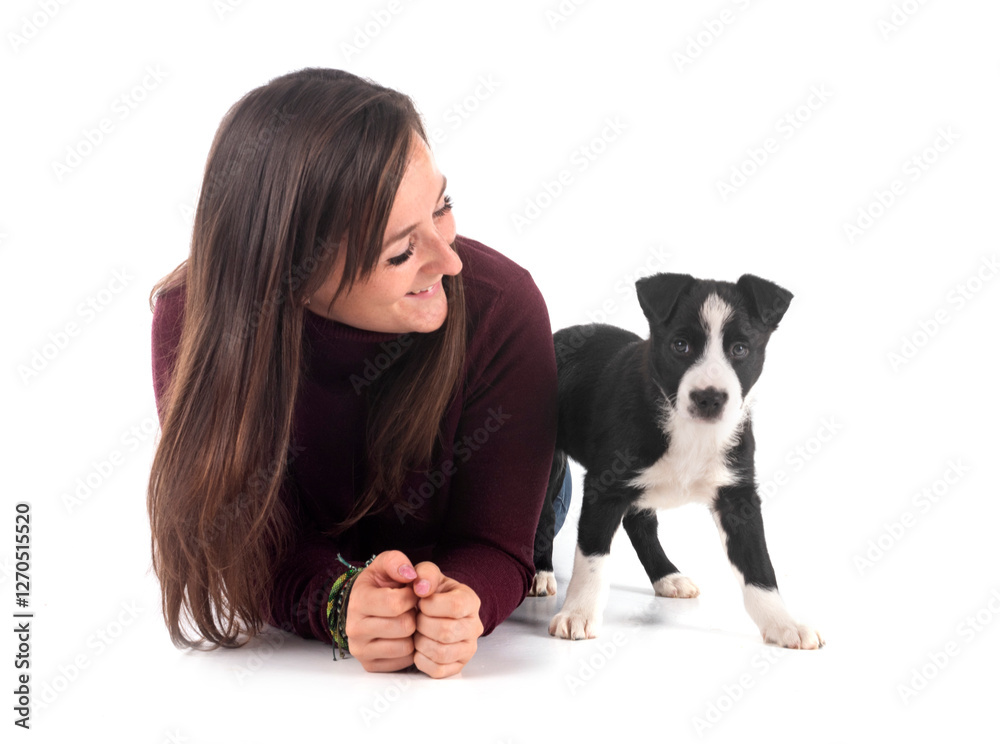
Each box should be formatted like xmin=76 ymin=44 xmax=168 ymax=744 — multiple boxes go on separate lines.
xmin=415 ymin=579 xmax=430 ymax=595
xmin=399 ymin=564 xmax=417 ymax=580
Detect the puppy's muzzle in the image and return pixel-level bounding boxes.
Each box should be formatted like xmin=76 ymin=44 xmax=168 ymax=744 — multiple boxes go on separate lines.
xmin=689 ymin=387 xmax=728 ymax=420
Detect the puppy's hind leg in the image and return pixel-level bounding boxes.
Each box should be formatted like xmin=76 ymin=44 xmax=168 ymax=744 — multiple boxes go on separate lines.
xmin=549 ymin=473 xmax=630 ymax=640
xmin=622 ymin=507 xmax=700 ymax=598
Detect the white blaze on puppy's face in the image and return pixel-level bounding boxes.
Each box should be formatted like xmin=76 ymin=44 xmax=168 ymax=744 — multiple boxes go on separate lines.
xmin=677 ymin=293 xmax=744 ymax=430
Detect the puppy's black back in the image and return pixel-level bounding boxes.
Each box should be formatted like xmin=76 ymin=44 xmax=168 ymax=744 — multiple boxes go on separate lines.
xmin=553 ymin=324 xmax=665 ymax=475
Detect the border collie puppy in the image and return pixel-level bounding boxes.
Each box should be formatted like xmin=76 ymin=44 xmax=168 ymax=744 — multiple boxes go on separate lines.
xmin=530 ymin=273 xmax=822 ymax=650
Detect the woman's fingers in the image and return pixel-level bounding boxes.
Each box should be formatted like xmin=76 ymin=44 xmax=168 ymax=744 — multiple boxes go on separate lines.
xmin=346 ymin=608 xmax=416 ymax=640
xmin=411 ymin=560 xmax=444 ymax=598
xmin=409 ymin=575 xmax=484 ymax=679
xmin=344 ymin=554 xmax=483 ymax=678
xmin=358 ymin=654 xmax=417 ymax=674
xmin=415 ymin=611 xmax=481 ymax=645
xmin=364 ymin=550 xmax=419 ymax=588
xmin=416 ymin=582 xmax=481 ymax=623
xmin=349 ymin=581 xmax=418 ymax=619
xmin=413 ymin=626 xmax=477 ymax=664
xmin=413 ymin=653 xmax=467 ymax=679
xmin=351 ymin=635 xmax=415 ymax=663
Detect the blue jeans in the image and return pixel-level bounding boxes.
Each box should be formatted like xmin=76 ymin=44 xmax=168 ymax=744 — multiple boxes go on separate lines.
xmin=553 ymin=466 xmax=572 ymax=536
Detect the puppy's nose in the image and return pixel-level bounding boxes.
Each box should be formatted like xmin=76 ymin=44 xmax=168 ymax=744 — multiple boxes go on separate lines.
xmin=690 ymin=387 xmax=728 ymax=420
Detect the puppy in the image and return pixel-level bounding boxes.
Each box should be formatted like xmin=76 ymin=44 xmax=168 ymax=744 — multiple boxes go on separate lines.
xmin=530 ymin=273 xmax=822 ymax=649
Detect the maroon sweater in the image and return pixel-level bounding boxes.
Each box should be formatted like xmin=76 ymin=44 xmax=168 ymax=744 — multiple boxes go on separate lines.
xmin=150 ymin=235 xmax=558 ymax=643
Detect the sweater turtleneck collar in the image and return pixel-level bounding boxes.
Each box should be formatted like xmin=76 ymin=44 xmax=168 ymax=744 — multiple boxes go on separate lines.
xmin=303 ymin=305 xmax=406 ymax=344
xmin=302 ymin=306 xmax=413 ymax=388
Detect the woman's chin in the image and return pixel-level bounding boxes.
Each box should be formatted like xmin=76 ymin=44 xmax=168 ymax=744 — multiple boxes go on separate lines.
xmin=400 ymin=293 xmax=448 ymax=333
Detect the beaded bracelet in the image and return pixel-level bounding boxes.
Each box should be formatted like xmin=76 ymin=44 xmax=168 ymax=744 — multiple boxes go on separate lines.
xmin=326 ymin=554 xmax=376 ymax=660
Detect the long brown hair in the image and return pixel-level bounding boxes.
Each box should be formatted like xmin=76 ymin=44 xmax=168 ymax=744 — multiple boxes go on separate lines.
xmin=147 ymin=68 xmax=467 ymax=649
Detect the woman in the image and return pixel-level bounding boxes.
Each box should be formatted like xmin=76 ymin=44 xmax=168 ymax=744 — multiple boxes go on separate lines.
xmin=147 ymin=67 xmax=563 ymax=678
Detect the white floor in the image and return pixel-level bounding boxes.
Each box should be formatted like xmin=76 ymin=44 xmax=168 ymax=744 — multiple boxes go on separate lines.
xmin=5 ymin=2 xmax=1000 ymax=742
xmin=22 ymin=463 xmax=998 ymax=742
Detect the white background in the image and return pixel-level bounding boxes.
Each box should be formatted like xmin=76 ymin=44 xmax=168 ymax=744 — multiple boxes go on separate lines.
xmin=3 ymin=0 xmax=998 ymax=742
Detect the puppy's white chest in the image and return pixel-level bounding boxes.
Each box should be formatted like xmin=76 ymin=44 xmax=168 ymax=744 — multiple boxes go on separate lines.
xmin=628 ymin=423 xmax=738 ymax=510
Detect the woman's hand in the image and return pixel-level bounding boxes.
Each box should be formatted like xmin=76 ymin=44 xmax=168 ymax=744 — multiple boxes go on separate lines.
xmin=343 ymin=550 xmax=421 ymax=673
xmin=411 ymin=562 xmax=484 ymax=679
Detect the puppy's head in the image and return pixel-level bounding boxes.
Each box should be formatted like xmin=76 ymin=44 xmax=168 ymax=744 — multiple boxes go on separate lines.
xmin=636 ymin=273 xmax=792 ymax=431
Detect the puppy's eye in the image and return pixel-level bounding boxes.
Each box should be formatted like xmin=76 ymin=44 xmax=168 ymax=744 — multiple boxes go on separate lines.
xmin=671 ymin=339 xmax=690 ymax=355
xmin=730 ymin=343 xmax=749 ymax=358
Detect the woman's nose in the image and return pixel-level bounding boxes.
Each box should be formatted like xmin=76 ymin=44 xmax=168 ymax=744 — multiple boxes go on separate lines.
xmin=427 ymin=234 xmax=463 ymax=276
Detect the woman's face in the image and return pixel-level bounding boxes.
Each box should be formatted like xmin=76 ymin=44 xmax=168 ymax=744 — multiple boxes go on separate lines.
xmin=307 ymin=132 xmax=462 ymax=334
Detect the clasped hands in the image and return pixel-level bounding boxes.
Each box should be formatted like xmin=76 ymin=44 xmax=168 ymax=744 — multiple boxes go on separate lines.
xmin=344 ymin=550 xmax=484 ymax=678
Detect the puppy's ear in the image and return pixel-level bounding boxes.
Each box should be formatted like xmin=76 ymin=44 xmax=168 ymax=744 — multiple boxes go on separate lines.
xmin=636 ymin=273 xmax=696 ymax=326
xmin=736 ymin=274 xmax=793 ymax=329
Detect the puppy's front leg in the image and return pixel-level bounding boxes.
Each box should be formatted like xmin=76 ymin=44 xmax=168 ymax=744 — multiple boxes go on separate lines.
xmin=712 ymin=486 xmax=823 ymax=650
xmin=549 ymin=475 xmax=630 ymax=640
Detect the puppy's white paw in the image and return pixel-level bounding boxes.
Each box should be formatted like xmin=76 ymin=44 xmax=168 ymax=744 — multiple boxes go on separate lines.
xmin=760 ymin=622 xmax=824 ymax=650
xmin=653 ymin=574 xmax=700 ymax=598
xmin=528 ymin=571 xmax=557 ymax=597
xmin=549 ymin=611 xmax=600 ymax=640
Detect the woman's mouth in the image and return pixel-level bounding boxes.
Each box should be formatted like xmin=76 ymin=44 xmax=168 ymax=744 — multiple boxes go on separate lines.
xmin=407 ymin=280 xmax=440 ymax=298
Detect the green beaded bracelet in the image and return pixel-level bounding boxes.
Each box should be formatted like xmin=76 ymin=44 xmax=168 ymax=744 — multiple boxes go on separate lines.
xmin=326 ymin=554 xmax=375 ymax=660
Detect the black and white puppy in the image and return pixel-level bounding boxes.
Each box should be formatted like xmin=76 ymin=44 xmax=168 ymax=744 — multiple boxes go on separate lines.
xmin=530 ymin=273 xmax=822 ymax=650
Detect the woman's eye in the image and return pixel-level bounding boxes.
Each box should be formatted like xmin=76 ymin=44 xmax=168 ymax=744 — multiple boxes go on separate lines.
xmin=387 ymin=240 xmax=414 ymax=267
xmin=671 ymin=339 xmax=690 ymax=355
xmin=731 ymin=343 xmax=748 ymax=358
xmin=433 ymin=194 xmax=453 ymax=219
xmin=387 ymin=196 xmax=453 ymax=267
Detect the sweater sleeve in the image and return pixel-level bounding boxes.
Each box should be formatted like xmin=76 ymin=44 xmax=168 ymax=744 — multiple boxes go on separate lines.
xmin=260 ymin=502 xmax=358 ymax=644
xmin=431 ymin=268 xmax=558 ymax=635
